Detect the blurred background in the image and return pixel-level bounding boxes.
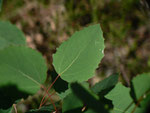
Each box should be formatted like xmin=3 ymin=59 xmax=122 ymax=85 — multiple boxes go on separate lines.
xmin=0 ymin=0 xmax=150 ymax=112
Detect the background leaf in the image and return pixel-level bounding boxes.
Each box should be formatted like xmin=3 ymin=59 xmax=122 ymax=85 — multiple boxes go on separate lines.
xmin=91 ymin=74 xmax=118 ymax=94
xmin=53 ymin=24 xmax=104 ymax=82
xmin=62 ymin=93 xmax=83 ymax=113
xmin=105 ymin=83 xmax=135 ymax=113
xmin=0 ymin=21 xmax=26 ymax=49
xmin=26 ymin=102 xmax=60 ymax=113
xmin=0 ymin=46 xmax=47 ymax=94
xmin=132 ymin=73 xmax=150 ymax=100
xmin=105 ymin=82 xmax=150 ymax=113
xmin=70 ymin=82 xmax=108 ymax=113
xmin=62 ymin=82 xmax=90 ymax=113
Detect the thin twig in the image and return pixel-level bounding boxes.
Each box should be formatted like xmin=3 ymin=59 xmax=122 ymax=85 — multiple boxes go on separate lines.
xmin=13 ymin=104 xmax=17 ymax=113
xmin=40 ymin=86 xmax=57 ymax=111
xmin=39 ymin=75 xmax=60 ymax=109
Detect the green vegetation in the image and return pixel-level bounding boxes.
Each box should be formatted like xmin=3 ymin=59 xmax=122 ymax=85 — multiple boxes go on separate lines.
xmin=0 ymin=0 xmax=150 ymax=113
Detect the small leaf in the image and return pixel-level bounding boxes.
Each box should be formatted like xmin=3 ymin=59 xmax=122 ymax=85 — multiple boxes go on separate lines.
xmin=105 ymin=82 xmax=150 ymax=113
xmin=105 ymin=83 xmax=134 ymax=113
xmin=62 ymin=93 xmax=83 ymax=113
xmin=0 ymin=46 xmax=47 ymax=94
xmin=71 ymin=82 xmax=108 ymax=113
xmin=0 ymin=21 xmax=26 ymax=49
xmin=26 ymin=102 xmax=60 ymax=113
xmin=58 ymin=86 xmax=71 ymax=99
xmin=62 ymin=82 xmax=95 ymax=113
xmin=59 ymin=82 xmax=89 ymax=99
xmin=132 ymin=73 xmax=150 ymax=100
xmin=91 ymin=74 xmax=118 ymax=94
xmin=53 ymin=24 xmax=105 ymax=82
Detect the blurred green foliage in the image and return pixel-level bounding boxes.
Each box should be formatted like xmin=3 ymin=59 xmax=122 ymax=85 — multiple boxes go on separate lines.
xmin=0 ymin=0 xmax=150 ymax=83
xmin=0 ymin=0 xmax=150 ymax=112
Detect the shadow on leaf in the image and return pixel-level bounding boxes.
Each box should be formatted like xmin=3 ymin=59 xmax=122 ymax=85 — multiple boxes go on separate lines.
xmin=70 ymin=82 xmax=108 ymax=113
xmin=0 ymin=84 xmax=30 ymax=109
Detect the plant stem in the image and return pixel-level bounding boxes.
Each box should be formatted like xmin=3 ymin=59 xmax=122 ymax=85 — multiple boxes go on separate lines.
xmin=40 ymin=86 xmax=57 ymax=111
xmin=13 ymin=104 xmax=17 ymax=113
xmin=39 ymin=75 xmax=60 ymax=109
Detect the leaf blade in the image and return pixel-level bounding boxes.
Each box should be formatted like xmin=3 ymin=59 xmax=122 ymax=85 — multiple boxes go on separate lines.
xmin=0 ymin=46 xmax=47 ymax=94
xmin=53 ymin=24 xmax=104 ymax=82
xmin=91 ymin=74 xmax=118 ymax=94
xmin=105 ymin=83 xmax=134 ymax=113
xmin=0 ymin=21 xmax=26 ymax=49
xmin=132 ymin=73 xmax=150 ymax=100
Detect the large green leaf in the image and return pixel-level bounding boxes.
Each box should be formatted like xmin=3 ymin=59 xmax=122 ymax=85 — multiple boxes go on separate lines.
xmin=0 ymin=46 xmax=47 ymax=94
xmin=53 ymin=24 xmax=104 ymax=82
xmin=91 ymin=74 xmax=118 ymax=94
xmin=0 ymin=21 xmax=26 ymax=49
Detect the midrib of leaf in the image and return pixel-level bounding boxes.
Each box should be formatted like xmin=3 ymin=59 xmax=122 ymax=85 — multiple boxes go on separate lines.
xmin=59 ymin=49 xmax=83 ymax=75
xmin=59 ymin=32 xmax=95 ymax=76
xmin=20 ymin=49 xmax=42 ymax=83
xmin=5 ymin=64 xmax=41 ymax=86
xmin=18 ymin=69 xmax=41 ymax=86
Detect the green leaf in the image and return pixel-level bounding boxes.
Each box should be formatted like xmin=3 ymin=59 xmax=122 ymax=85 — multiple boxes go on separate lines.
xmin=62 ymin=93 xmax=83 ymax=113
xmin=59 ymin=82 xmax=89 ymax=99
xmin=105 ymin=73 xmax=150 ymax=113
xmin=105 ymin=83 xmax=134 ymax=113
xmin=26 ymin=102 xmax=60 ymax=113
xmin=71 ymin=82 xmax=108 ymax=113
xmin=0 ymin=107 xmax=12 ymax=113
xmin=91 ymin=74 xmax=118 ymax=94
xmin=0 ymin=21 xmax=26 ymax=49
xmin=132 ymin=73 xmax=150 ymax=100
xmin=0 ymin=0 xmax=2 ymax=12
xmin=0 ymin=46 xmax=47 ymax=94
xmin=134 ymin=93 xmax=150 ymax=113
xmin=53 ymin=24 xmax=104 ymax=82
xmin=58 ymin=86 xmax=71 ymax=99
xmin=62 ymin=82 xmax=96 ymax=113
xmin=85 ymin=109 xmax=96 ymax=113
xmin=130 ymin=73 xmax=150 ymax=113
